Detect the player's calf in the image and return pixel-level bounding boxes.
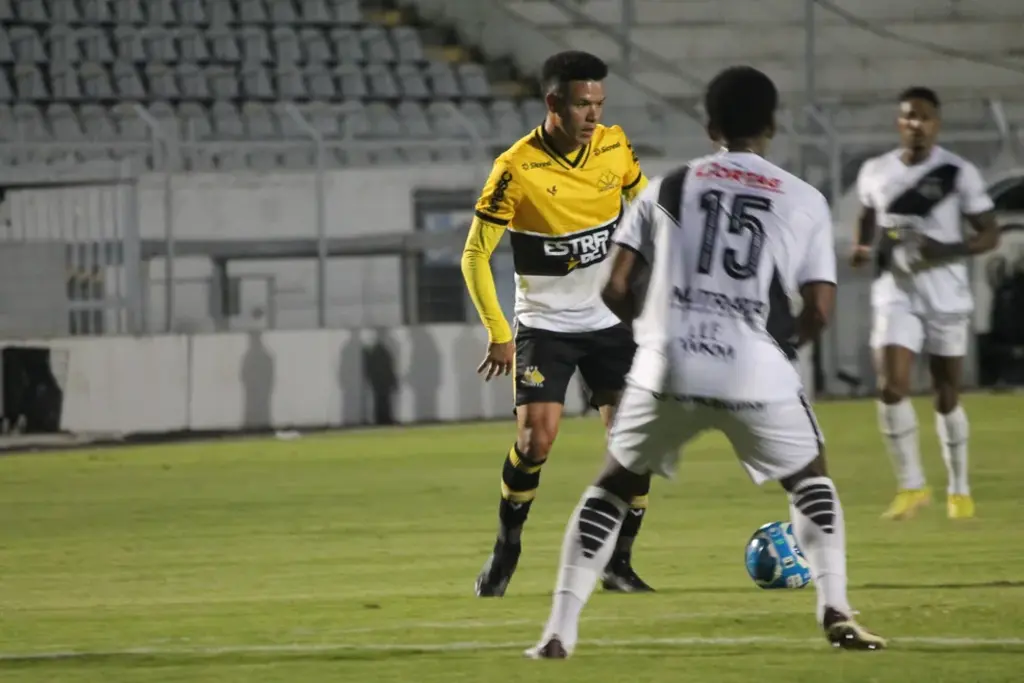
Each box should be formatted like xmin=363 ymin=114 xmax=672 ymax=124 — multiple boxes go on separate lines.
xmin=601 ymin=472 xmax=655 ymax=593
xmin=782 ymin=456 xmax=886 ymax=649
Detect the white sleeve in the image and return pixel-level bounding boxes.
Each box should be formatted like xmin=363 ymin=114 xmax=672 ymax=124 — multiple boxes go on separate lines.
xmin=957 ymin=161 xmax=995 ymax=216
xmin=795 ymin=194 xmax=837 ymax=285
xmin=612 ymin=181 xmax=657 ymax=263
xmin=855 ymin=159 xmax=874 ymax=207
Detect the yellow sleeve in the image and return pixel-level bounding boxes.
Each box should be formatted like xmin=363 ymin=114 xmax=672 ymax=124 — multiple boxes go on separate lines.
xmin=461 ymin=158 xmax=523 ymax=344
xmin=620 ymin=131 xmax=648 ymax=204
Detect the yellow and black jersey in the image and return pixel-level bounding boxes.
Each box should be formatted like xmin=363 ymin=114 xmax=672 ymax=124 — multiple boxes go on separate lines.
xmin=461 ymin=124 xmax=648 ymax=339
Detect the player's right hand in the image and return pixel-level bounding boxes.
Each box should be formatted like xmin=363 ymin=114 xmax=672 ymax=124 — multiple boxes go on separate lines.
xmin=850 ymin=245 xmax=871 ymax=268
xmin=477 ymin=341 xmax=515 ymax=381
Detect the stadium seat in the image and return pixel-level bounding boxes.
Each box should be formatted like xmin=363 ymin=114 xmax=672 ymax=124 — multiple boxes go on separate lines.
xmin=425 ymin=61 xmax=460 ymax=99
xmin=208 ymin=0 xmax=235 ymax=25
xmin=11 ymin=26 xmax=45 ymax=63
xmin=211 ymin=101 xmax=244 ymax=138
xmin=242 ymin=101 xmax=276 ymax=138
xmin=458 ymin=63 xmax=491 ymax=98
xmin=335 ymin=62 xmax=367 ymax=99
xmin=460 ymin=100 xmax=493 ymax=139
xmin=48 ymin=26 xmax=81 ymax=64
xmin=80 ymin=0 xmax=113 ymax=23
xmin=391 ymin=26 xmax=424 ymax=63
xmin=178 ymin=27 xmax=210 ymax=62
xmin=361 ymin=26 xmax=396 ymax=63
xmin=81 ymin=27 xmax=115 ymax=62
xmin=113 ymin=26 xmax=145 ymax=62
xmin=0 ymin=29 xmax=13 ymax=63
xmin=177 ymin=0 xmax=206 ymax=24
xmin=396 ymin=100 xmax=431 ymax=137
xmin=241 ymin=63 xmax=274 ymax=98
xmin=270 ymin=0 xmax=299 ymax=24
xmin=365 ymin=63 xmax=399 ymax=99
xmin=177 ymin=63 xmax=209 ymax=99
xmin=14 ymin=0 xmax=47 ymax=23
xmin=0 ymin=70 xmax=11 ymax=101
xmin=15 ymin=63 xmax=49 ymax=99
xmin=274 ymin=67 xmax=306 ymax=99
xmin=299 ymin=0 xmax=331 ymax=23
xmin=113 ymin=62 xmax=145 ymax=99
xmin=50 ymin=65 xmax=82 ymax=100
xmin=491 ymin=99 xmax=525 ymax=139
xmin=51 ymin=0 xmax=80 ymax=22
xmin=331 ymin=27 xmax=365 ymax=62
xmin=114 ymin=0 xmax=145 ymax=23
xmin=112 ymin=101 xmax=150 ymax=140
xmin=330 ymin=0 xmax=361 ymax=25
xmin=238 ymin=0 xmax=268 ymax=23
xmin=13 ymin=102 xmax=48 ymax=140
xmin=148 ymin=99 xmax=178 ymax=137
xmin=302 ymin=27 xmax=333 ymax=63
xmin=148 ymin=0 xmax=177 ymax=24
xmin=178 ymin=100 xmax=211 ymax=139
xmin=143 ymin=28 xmax=178 ymax=62
xmin=238 ymin=27 xmax=269 ymax=63
xmin=273 ymin=26 xmax=302 ymax=65
xmin=395 ymin=62 xmax=429 ymax=99
xmin=48 ymin=103 xmax=83 ymax=140
xmin=209 ymin=65 xmax=240 ymax=98
xmin=305 ymin=64 xmax=336 ymax=99
xmin=520 ymin=99 xmax=546 ymax=126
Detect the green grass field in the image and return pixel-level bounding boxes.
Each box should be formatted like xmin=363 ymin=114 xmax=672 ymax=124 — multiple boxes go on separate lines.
xmin=1 ymin=394 xmax=1023 ymax=682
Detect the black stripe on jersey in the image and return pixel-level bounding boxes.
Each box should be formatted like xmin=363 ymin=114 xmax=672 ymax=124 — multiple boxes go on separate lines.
xmin=766 ymin=268 xmax=798 ymax=361
xmin=509 ymin=221 xmax=618 ymax=276
xmin=623 ymin=172 xmax=643 ymax=191
xmin=875 ymin=162 xmax=960 ymax=276
xmin=655 ymin=165 xmax=691 ymax=223
xmin=475 ymin=209 xmax=510 ymax=226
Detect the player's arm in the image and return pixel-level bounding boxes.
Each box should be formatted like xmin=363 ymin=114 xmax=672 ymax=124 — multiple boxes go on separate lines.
xmin=795 ymin=197 xmax=839 ymax=347
xmin=603 ymin=186 xmax=655 ymax=324
xmin=920 ymin=162 xmax=1000 ymax=260
xmin=851 ymin=160 xmax=876 ymax=267
xmin=461 ymin=160 xmax=520 ymax=345
xmin=620 ymin=132 xmax=648 ymax=205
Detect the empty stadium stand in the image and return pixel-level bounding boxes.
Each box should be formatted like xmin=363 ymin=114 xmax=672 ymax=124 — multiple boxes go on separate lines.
xmin=0 ymin=0 xmax=556 ymax=169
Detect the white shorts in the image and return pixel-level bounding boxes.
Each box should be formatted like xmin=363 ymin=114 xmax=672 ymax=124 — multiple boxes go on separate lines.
xmin=869 ymin=305 xmax=970 ymax=357
xmin=608 ymin=384 xmax=823 ymax=485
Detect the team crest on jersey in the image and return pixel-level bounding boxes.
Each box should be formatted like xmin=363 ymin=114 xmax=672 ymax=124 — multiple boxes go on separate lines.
xmin=597 ymin=171 xmax=621 ymax=192
xmin=520 ymin=366 xmax=545 ymax=387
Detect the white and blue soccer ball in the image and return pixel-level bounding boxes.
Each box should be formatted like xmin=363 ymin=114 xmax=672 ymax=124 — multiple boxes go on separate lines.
xmin=744 ymin=521 xmax=812 ymax=590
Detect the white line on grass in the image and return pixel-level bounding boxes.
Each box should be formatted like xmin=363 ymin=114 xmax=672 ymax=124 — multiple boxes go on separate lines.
xmin=1 ymin=635 xmax=1021 ymax=662
xmin=328 ymin=609 xmax=779 ymax=635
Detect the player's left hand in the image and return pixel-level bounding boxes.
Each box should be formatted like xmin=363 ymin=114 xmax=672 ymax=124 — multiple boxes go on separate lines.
xmin=477 ymin=341 xmax=514 ymax=381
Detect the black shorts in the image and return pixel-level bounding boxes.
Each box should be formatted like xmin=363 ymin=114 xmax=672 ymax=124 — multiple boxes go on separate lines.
xmin=514 ymin=322 xmax=636 ymax=409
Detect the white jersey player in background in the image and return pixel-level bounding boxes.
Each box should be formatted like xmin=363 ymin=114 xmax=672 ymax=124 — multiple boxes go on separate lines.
xmin=525 ymin=66 xmax=886 ymax=660
xmin=852 ymin=87 xmax=1000 ymax=521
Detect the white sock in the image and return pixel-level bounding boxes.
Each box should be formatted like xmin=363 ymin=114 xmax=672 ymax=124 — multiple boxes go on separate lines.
xmin=936 ymin=405 xmax=970 ymax=495
xmin=789 ymin=477 xmax=851 ymax=624
xmin=877 ymin=399 xmax=926 ymax=490
xmin=539 ymin=486 xmax=628 ymax=653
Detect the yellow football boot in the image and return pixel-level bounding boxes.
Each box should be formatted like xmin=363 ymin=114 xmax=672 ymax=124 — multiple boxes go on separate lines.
xmin=880 ymin=487 xmax=932 ymax=520
xmin=947 ymin=494 xmax=975 ymax=520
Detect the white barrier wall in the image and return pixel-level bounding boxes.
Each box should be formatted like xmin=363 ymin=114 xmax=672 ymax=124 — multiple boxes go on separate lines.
xmin=8 ymin=323 xmax=817 ymax=436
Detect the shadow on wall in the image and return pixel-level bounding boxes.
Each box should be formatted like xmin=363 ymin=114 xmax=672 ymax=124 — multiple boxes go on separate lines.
xmin=241 ymin=330 xmax=274 ymax=429
xmin=339 ymin=331 xmax=364 ymax=426
xmin=364 ymin=328 xmax=398 ymax=425
xmin=407 ymin=325 xmax=441 ymax=422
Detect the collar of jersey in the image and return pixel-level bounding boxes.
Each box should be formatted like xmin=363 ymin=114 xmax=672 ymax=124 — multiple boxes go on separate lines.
xmin=535 ymin=125 xmax=591 ymax=169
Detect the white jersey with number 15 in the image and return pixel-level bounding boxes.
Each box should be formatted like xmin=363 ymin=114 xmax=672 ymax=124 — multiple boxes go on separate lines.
xmin=612 ymin=151 xmax=837 ymax=403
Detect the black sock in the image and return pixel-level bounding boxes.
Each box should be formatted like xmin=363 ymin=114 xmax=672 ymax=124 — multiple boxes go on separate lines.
xmin=613 ymin=475 xmax=651 ymax=562
xmin=497 ymin=444 xmax=544 ymax=545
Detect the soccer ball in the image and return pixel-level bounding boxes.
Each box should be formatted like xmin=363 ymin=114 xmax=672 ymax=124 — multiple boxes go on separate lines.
xmin=744 ymin=521 xmax=812 ymax=589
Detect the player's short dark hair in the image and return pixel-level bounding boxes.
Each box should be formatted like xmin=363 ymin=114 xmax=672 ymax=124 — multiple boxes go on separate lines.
xmin=898 ymin=86 xmax=941 ymax=109
xmin=704 ymin=66 xmax=778 ymax=141
xmin=541 ymin=51 xmax=608 ymax=96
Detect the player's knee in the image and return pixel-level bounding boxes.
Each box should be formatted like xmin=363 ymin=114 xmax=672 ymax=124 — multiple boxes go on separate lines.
xmin=594 ymin=453 xmax=649 ymax=502
xmin=516 ymin=424 xmax=557 ymax=462
xmin=779 ymin=453 xmax=830 ymax=493
xmin=879 ymin=380 xmax=908 ymax=404
xmin=933 ymin=384 xmax=959 ymax=414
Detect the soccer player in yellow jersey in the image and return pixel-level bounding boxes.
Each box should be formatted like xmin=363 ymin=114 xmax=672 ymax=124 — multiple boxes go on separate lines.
xmin=461 ymin=51 xmax=654 ymax=597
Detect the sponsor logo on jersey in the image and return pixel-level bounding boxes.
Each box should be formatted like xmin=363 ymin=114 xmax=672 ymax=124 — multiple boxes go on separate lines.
xmin=694 ymin=162 xmax=782 ymax=192
xmin=679 ymin=336 xmax=736 ymax=360
xmin=486 ymin=170 xmax=513 ymax=214
xmin=543 ymin=228 xmax=612 ymax=271
xmin=673 ymin=286 xmax=767 ymax=321
xmin=521 ymin=161 xmax=552 ymax=171
xmin=593 ymin=141 xmax=622 ymax=156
